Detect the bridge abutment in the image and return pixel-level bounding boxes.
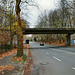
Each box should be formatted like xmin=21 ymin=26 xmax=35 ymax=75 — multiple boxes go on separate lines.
xmin=66 ymin=34 xmax=71 ymax=46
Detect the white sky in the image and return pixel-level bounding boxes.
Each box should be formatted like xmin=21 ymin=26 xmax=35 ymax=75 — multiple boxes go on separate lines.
xmin=21 ymin=0 xmax=60 ymax=28
xmin=0 ymin=0 xmax=60 ymax=28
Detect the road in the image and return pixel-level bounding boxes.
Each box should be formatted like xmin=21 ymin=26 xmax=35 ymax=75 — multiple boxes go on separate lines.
xmin=29 ymin=42 xmax=75 ymax=75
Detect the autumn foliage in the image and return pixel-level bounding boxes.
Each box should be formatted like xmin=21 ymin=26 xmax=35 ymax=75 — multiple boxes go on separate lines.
xmin=0 ymin=65 xmax=14 ymax=74
xmin=0 ymin=49 xmax=17 ymax=59
xmin=0 ymin=31 xmax=10 ymax=45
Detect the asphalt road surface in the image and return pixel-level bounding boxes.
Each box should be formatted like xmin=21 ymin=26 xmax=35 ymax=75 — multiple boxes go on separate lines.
xmin=29 ymin=42 xmax=75 ymax=75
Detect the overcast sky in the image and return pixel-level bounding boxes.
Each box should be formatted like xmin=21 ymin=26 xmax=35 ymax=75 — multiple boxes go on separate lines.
xmin=20 ymin=0 xmax=60 ymax=28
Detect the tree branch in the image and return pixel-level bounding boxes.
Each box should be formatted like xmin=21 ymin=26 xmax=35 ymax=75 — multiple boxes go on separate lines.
xmin=21 ymin=1 xmax=37 ymax=6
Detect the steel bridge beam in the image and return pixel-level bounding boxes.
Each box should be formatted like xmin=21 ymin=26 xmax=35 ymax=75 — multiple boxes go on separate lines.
xmin=23 ymin=28 xmax=75 ymax=34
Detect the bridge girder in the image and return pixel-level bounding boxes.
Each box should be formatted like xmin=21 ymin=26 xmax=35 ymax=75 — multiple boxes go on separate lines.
xmin=22 ymin=28 xmax=75 ymax=34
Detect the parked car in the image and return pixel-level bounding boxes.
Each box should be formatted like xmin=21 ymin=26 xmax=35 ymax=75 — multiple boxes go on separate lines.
xmin=26 ymin=39 xmax=29 ymax=44
xmin=40 ymin=42 xmax=44 ymax=46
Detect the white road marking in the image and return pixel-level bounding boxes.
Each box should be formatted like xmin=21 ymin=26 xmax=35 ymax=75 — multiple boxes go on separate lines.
xmin=51 ymin=48 xmax=75 ymax=55
xmin=72 ymin=67 xmax=75 ymax=70
xmin=53 ymin=56 xmax=61 ymax=61
xmin=46 ymin=52 xmax=49 ymax=55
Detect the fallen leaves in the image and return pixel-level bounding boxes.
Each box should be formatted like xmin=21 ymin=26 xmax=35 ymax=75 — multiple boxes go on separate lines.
xmin=45 ymin=40 xmax=65 ymax=46
xmin=23 ymin=46 xmax=27 ymax=49
xmin=26 ymin=44 xmax=30 ymax=48
xmin=0 ymin=45 xmax=26 ymax=60
xmin=1 ymin=71 xmax=4 ymax=74
xmin=0 ymin=49 xmax=17 ymax=59
xmin=0 ymin=45 xmax=27 ymax=74
xmin=0 ymin=65 xmax=14 ymax=74
xmin=11 ymin=55 xmax=27 ymax=63
xmin=24 ymin=48 xmax=34 ymax=75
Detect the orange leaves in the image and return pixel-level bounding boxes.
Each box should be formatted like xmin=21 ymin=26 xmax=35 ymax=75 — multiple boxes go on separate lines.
xmin=24 ymin=47 xmax=34 ymax=75
xmin=16 ymin=57 xmax=23 ymax=61
xmin=18 ymin=57 xmax=23 ymax=61
xmin=0 ymin=46 xmax=26 ymax=60
xmin=26 ymin=44 xmax=30 ymax=48
xmin=0 ymin=65 xmax=14 ymax=74
xmin=48 ymin=40 xmax=65 ymax=46
xmin=1 ymin=71 xmax=4 ymax=74
xmin=0 ymin=49 xmax=17 ymax=59
xmin=23 ymin=46 xmax=27 ymax=49
xmin=11 ymin=55 xmax=26 ymax=62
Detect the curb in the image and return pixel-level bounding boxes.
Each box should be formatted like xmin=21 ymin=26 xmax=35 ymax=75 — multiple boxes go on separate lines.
xmin=24 ymin=45 xmax=34 ymax=75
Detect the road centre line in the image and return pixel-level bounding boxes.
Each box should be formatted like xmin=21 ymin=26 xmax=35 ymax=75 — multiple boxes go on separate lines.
xmin=50 ymin=48 xmax=75 ymax=55
xmin=72 ymin=67 xmax=75 ymax=70
xmin=53 ymin=56 xmax=61 ymax=61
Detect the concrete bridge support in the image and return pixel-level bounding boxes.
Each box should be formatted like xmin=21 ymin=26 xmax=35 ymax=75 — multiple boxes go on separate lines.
xmin=66 ymin=34 xmax=71 ymax=46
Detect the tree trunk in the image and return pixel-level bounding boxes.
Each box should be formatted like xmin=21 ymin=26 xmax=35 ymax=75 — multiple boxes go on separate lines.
xmin=17 ymin=12 xmax=23 ymax=57
xmin=11 ymin=34 xmax=14 ymax=49
xmin=16 ymin=0 xmax=23 ymax=57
